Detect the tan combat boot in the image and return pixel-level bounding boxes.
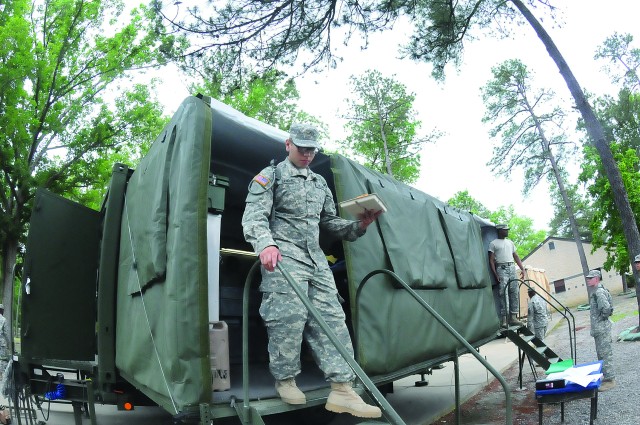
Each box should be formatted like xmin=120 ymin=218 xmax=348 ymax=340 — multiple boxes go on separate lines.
xmin=599 ymin=379 xmax=616 ymax=392
xmin=275 ymin=378 xmax=306 ymax=404
xmin=509 ymin=314 xmax=524 ymax=327
xmin=325 ymin=382 xmax=382 ymax=418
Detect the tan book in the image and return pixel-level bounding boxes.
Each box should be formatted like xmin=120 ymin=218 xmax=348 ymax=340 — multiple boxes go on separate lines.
xmin=339 ymin=193 xmax=388 ymax=216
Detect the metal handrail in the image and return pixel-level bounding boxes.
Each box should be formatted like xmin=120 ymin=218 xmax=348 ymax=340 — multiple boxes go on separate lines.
xmin=241 ymin=261 xmax=406 ymax=425
xmin=241 ymin=260 xmax=261 ymax=423
xmin=517 ymin=278 xmax=577 ymax=363
xmin=355 ymin=269 xmax=512 ymax=425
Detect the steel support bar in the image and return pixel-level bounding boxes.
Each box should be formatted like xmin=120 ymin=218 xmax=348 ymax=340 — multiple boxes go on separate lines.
xmin=454 ymin=355 xmax=460 ymax=425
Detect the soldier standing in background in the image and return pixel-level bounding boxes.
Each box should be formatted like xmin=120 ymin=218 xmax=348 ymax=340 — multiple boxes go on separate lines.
xmin=585 ymin=269 xmax=616 ymax=391
xmin=242 ymin=123 xmax=382 ymax=418
xmin=0 ymin=305 xmax=9 ymax=380
xmin=526 ymin=288 xmax=548 ymax=341
xmin=489 ymin=224 xmax=526 ymax=328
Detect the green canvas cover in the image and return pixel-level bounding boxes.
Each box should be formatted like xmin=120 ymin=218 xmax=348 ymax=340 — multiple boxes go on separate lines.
xmin=115 ymin=97 xmax=212 ymax=413
xmin=331 ymin=155 xmax=499 ymax=376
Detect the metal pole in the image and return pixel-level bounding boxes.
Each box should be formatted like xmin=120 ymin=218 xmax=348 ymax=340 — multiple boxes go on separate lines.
xmin=241 ymin=261 xmax=261 ymax=424
xmin=454 ymin=354 xmax=460 ymax=425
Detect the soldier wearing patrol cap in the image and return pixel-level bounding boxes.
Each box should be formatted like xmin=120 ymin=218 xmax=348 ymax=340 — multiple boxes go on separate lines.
xmin=0 ymin=304 xmax=8 ymax=380
xmin=241 ymin=123 xmax=382 ymax=418
xmin=488 ymin=224 xmax=526 ymax=328
xmin=586 ymin=269 xmax=615 ymax=391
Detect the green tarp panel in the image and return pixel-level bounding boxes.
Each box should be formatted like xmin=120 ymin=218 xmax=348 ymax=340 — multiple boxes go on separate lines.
xmin=331 ymin=155 xmax=499 ymax=375
xmin=115 ymin=97 xmax=212 ymax=414
xmin=372 ymin=181 xmax=455 ymax=290
xmin=21 ymin=189 xmax=100 ymax=361
xmin=439 ymin=207 xmax=490 ymax=289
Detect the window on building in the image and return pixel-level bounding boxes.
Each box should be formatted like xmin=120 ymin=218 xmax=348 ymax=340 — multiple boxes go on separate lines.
xmin=554 ymin=279 xmax=566 ymax=293
xmin=548 ymin=241 xmax=556 ymax=250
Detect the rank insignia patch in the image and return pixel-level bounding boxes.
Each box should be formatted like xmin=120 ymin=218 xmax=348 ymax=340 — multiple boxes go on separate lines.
xmin=254 ymin=174 xmax=270 ymax=187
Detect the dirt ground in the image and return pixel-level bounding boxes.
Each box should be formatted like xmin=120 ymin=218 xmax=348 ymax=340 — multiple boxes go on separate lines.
xmin=434 ymin=292 xmax=639 ymax=425
xmin=434 ymin=359 xmax=542 ymax=425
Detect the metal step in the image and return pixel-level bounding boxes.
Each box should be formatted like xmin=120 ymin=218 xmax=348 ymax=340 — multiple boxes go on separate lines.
xmin=504 ymin=328 xmax=563 ymax=371
xmin=522 ymin=335 xmax=535 ymax=343
xmin=535 ymin=346 xmax=548 ymax=354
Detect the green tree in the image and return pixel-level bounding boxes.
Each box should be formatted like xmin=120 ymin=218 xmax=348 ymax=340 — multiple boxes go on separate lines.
xmin=446 ymin=190 xmax=491 ymax=218
xmin=0 ymin=0 xmax=176 ymax=338
xmin=579 ymin=34 xmax=640 ymax=295
xmin=547 ymin=179 xmax=592 ymax=240
xmin=579 ymin=144 xmax=640 ymax=278
xmin=481 ymin=58 xmax=591 ymax=289
xmin=594 ymin=32 xmax=640 ymax=91
xmin=341 ymin=70 xmax=437 ymax=184
xmin=190 ymin=68 xmax=322 ymax=131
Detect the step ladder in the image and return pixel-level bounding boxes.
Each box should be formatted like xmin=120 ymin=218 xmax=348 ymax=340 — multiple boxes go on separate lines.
xmin=501 ymin=324 xmax=562 ymax=371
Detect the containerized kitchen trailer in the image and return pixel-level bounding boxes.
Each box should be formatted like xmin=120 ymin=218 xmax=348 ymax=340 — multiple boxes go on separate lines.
xmin=14 ymin=95 xmax=508 ymax=424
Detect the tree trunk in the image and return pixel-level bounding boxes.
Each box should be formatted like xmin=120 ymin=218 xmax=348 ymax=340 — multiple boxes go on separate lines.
xmin=548 ymin=149 xmax=592 ymax=295
xmin=1 ymin=238 xmax=17 ymax=354
xmin=511 ymin=0 xmax=640 ymax=326
xmin=377 ymin=112 xmax=394 ymax=176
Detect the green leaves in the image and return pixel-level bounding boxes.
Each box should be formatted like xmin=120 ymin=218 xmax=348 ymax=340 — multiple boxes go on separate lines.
xmin=481 ymin=58 xmax=574 ymax=195
xmin=340 ymin=69 xmax=437 ymax=184
xmin=0 ymin=0 xmax=175 ymax=295
xmin=189 ymin=68 xmax=322 ymax=131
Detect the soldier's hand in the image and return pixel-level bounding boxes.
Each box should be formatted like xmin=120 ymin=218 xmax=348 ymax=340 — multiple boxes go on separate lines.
xmin=358 ymin=209 xmax=383 ymax=230
xmin=260 ymin=246 xmax=282 ymax=272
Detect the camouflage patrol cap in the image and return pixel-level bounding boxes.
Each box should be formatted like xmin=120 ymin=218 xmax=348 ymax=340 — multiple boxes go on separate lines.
xmin=635 ymin=254 xmax=640 ymax=263
xmin=289 ymin=123 xmax=320 ymax=149
xmin=496 ymin=224 xmax=509 ymax=230
xmin=586 ymin=269 xmax=601 ymax=279
xmin=0 ymin=304 xmax=4 ymax=310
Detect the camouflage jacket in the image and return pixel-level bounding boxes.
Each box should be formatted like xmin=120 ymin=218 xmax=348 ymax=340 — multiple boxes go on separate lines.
xmin=527 ymin=294 xmax=548 ymax=330
xmin=242 ymin=158 xmax=364 ymax=267
xmin=589 ymin=283 xmax=613 ymax=336
xmin=0 ymin=314 xmax=8 ymax=357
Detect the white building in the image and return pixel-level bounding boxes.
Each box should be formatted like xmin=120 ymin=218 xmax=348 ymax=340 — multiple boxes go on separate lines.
xmin=522 ymin=237 xmax=625 ymax=307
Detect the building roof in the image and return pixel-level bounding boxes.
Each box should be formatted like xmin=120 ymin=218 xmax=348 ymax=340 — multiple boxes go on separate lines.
xmin=522 ymin=236 xmax=593 ymax=262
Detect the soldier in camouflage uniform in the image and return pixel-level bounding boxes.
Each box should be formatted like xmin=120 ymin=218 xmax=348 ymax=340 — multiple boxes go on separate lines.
xmin=586 ymin=269 xmax=615 ymax=391
xmin=489 ymin=224 xmax=526 ymax=328
xmin=242 ymin=123 xmax=382 ymax=418
xmin=526 ymin=289 xmax=548 ymax=341
xmin=0 ymin=305 xmax=9 ymax=380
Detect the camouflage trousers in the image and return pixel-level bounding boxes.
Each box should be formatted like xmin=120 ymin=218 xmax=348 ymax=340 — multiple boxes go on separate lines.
xmin=259 ymin=257 xmax=355 ymax=383
xmin=0 ymin=345 xmax=8 ymax=382
xmin=593 ymin=329 xmax=615 ymax=380
xmin=496 ymin=264 xmax=519 ymax=316
xmin=532 ymin=326 xmax=547 ymax=342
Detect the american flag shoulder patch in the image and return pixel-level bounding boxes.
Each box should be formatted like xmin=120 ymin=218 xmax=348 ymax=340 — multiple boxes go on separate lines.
xmin=253 ymin=174 xmax=270 ymax=187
